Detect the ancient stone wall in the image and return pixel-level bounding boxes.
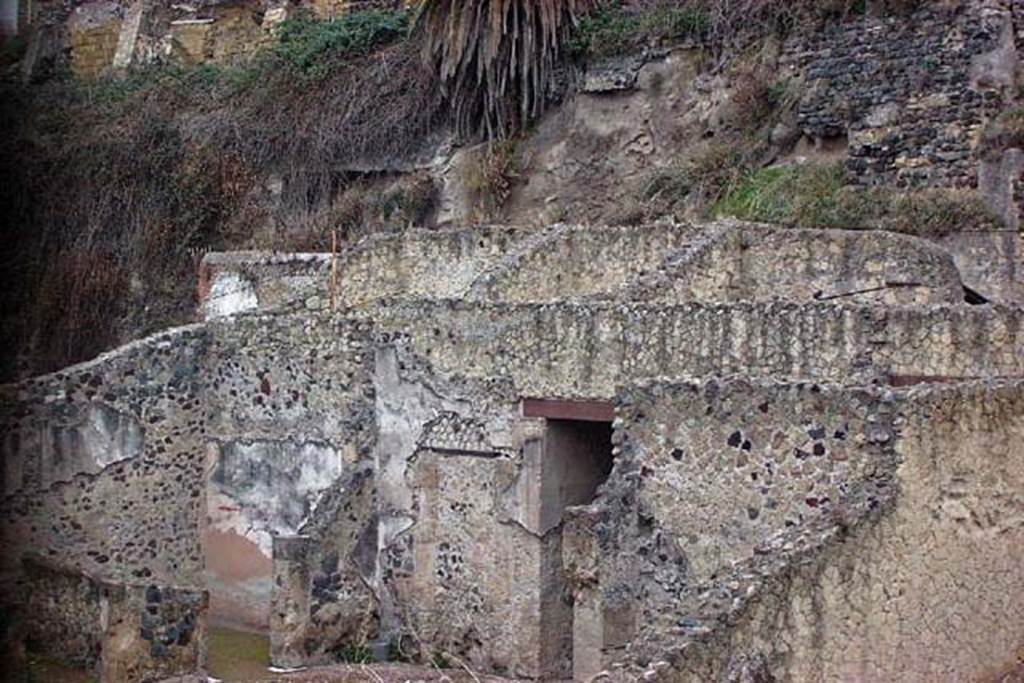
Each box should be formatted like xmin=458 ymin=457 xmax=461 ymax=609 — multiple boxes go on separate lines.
xmin=367 ymin=344 xmax=542 ymax=675
xmin=270 ymin=465 xmax=379 ymax=667
xmin=68 ymin=4 xmax=123 ymax=78
xmin=466 ymin=224 xmax=703 ymax=304
xmin=202 ymin=313 xmax=376 ymax=630
xmin=629 ymin=223 xmax=965 ymax=305
xmin=20 ymin=543 xmax=207 ymax=681
xmin=939 ymin=229 xmax=1023 ymax=304
xmin=371 ymin=300 xmax=1024 ymax=398
xmin=0 ymin=310 xmax=376 ymax=643
xmin=199 ymin=252 xmax=332 ymax=319
xmin=575 ymin=379 xmax=1024 ymax=681
xmin=782 ymin=2 xmax=1014 ymax=189
xmin=200 ymin=221 xmax=984 ymax=316
xmin=0 ymin=324 xmax=210 ymax=589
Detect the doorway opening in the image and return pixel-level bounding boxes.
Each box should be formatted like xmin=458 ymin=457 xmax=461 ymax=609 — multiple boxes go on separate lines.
xmin=523 ymin=398 xmax=615 ymax=680
xmin=540 ymin=419 xmax=614 ymax=529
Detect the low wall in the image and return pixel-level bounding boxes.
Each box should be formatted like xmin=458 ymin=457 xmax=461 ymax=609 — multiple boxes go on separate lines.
xmin=201 ymin=222 xmax=975 ymax=315
xmin=199 ymin=252 xmax=331 ymax=319
xmin=466 ymin=224 xmax=703 ymax=303
xmin=21 ymin=556 xmax=207 ymax=682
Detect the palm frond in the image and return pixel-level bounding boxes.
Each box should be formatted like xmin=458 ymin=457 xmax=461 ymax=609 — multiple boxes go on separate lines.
xmin=416 ymin=0 xmax=593 ymax=140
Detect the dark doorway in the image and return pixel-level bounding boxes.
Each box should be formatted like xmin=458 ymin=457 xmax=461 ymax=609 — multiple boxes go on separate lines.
xmin=533 ymin=413 xmax=614 ymax=680
xmin=540 ymin=419 xmax=614 ymax=532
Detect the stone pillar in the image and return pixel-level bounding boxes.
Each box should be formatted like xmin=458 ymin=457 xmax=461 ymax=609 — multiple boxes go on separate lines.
xmin=269 ymin=535 xmax=315 ymax=669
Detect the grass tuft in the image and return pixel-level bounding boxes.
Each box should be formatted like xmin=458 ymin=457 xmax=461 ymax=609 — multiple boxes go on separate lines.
xmin=712 ymin=163 xmax=1002 ymax=237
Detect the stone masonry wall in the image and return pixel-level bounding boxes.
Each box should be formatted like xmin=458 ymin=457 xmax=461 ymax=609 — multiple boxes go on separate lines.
xmin=370 ymin=300 xmax=1024 ymax=399
xmin=782 ymin=1 xmax=1015 ymax=189
xmin=0 ymin=310 xmax=376 ymax=658
xmin=466 ymin=224 xmax=704 ymax=304
xmin=22 ymin=556 xmax=208 ymax=682
xmin=575 ymin=379 xmax=1024 ymax=681
xmin=199 ymin=221 xmax=981 ymax=317
xmin=0 ymin=324 xmax=211 ymax=589
xmin=629 ymin=223 xmax=965 ymax=306
xmin=202 ymin=313 xmax=376 ymax=630
xmin=566 ymin=379 xmax=900 ymax=677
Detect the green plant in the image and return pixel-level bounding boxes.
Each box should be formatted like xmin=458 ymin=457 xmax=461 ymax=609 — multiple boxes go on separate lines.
xmin=712 ymin=163 xmax=854 ymax=226
xmin=338 ymin=643 xmax=374 ymax=664
xmin=712 ymin=162 xmax=1001 ymax=237
xmin=276 ymin=10 xmax=409 ymax=77
xmin=570 ymin=3 xmax=709 ymax=58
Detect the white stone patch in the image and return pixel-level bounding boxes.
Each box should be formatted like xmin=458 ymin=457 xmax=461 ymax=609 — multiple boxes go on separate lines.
xmin=204 ymin=271 xmax=258 ymax=319
xmin=2 ymin=403 xmax=144 ymax=496
xmin=207 ymin=439 xmax=342 ymax=556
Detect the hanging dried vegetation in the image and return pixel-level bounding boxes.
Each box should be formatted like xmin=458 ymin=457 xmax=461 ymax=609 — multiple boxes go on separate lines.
xmin=416 ymin=0 xmax=594 ymax=140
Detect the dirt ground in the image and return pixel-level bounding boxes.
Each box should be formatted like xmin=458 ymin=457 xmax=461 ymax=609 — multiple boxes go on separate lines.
xmin=207 ymin=627 xmax=522 ymax=683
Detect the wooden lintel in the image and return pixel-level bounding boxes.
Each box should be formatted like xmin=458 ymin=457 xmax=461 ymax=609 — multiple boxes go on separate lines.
xmin=521 ymin=398 xmax=614 ymax=422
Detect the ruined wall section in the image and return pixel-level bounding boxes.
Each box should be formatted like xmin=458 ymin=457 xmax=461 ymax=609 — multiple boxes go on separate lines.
xmin=370 ymin=340 xmax=554 ymax=677
xmin=199 ymin=252 xmax=332 ymax=319
xmin=0 ymin=322 xmax=212 ymax=680
xmin=22 ymin=556 xmax=208 ymax=681
xmin=370 ymin=301 xmax=1024 ymax=399
xmin=199 ymin=228 xmax=540 ymax=318
xmin=0 ymin=323 xmax=211 ymax=589
xmin=629 ymin=224 xmax=965 ymax=306
xmin=566 ymin=379 xmax=900 ymax=678
xmin=202 ymin=313 xmax=376 ymax=629
xmin=783 ymin=2 xmax=1013 ymax=189
xmin=270 ymin=464 xmax=379 ymax=668
xmin=269 ymin=332 xmax=548 ymax=674
xmin=587 ymin=380 xmax=1024 ymax=682
xmin=199 ymin=221 xmax=1013 ymax=319
xmin=465 ymin=224 xmax=705 ymax=303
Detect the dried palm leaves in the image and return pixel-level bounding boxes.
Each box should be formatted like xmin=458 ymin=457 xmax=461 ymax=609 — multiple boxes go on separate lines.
xmin=416 ymin=0 xmax=594 ymax=140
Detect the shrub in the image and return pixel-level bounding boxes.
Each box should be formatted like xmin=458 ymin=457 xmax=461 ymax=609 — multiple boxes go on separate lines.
xmin=570 ymin=2 xmax=709 ymax=58
xmin=276 ymin=10 xmax=410 ymax=77
xmin=461 ymin=140 xmax=521 ymax=218
xmin=0 ymin=17 xmax=443 ymax=380
xmin=337 ymin=643 xmax=374 ymax=663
